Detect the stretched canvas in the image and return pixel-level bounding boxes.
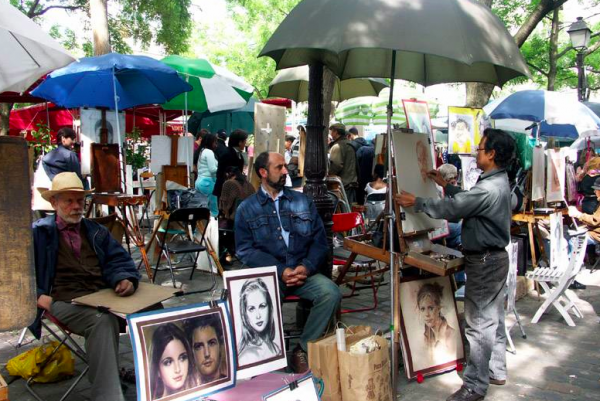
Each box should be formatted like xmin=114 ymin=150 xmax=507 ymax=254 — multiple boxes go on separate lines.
xmin=127 ymin=300 xmax=235 ymax=401
xmin=549 ymin=212 xmax=564 ymax=268
xmin=393 ymin=131 xmax=444 ymax=234
xmin=402 ymin=99 xmax=432 ymax=135
xmin=459 ymin=156 xmax=482 ymax=191
xmin=448 ymin=107 xmax=483 ymax=155
xmin=532 ymin=145 xmax=546 ymax=201
xmin=399 ymin=275 xmax=465 ymax=379
xmin=80 ymin=108 xmax=125 ymax=175
xmin=546 ymin=149 xmax=566 ymax=203
xmin=223 ymin=266 xmax=287 ymax=379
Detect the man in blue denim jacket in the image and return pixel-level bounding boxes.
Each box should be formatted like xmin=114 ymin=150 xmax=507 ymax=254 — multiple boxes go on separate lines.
xmin=235 ymin=152 xmax=342 ymax=373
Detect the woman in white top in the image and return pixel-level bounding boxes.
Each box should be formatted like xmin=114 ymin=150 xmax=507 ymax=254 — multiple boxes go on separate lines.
xmin=364 ymin=164 xmax=387 ymax=196
xmin=195 ymin=133 xmax=219 ymax=217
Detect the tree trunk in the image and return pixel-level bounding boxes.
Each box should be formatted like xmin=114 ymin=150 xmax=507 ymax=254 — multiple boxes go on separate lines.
xmin=90 ymin=0 xmax=111 ymax=56
xmin=0 ymin=104 xmax=13 ymax=136
xmin=547 ymin=7 xmax=560 ymax=91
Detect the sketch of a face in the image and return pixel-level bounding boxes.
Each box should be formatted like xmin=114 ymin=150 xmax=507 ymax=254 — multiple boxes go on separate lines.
xmin=159 ymin=339 xmax=190 ymax=394
xmin=454 ymin=120 xmax=470 ymax=145
xmin=418 ymin=295 xmax=441 ymax=329
xmin=416 ymin=141 xmax=430 ymax=182
xmin=551 ymin=155 xmax=563 ymax=192
xmin=245 ymin=289 xmax=269 ymax=334
xmin=193 ymin=326 xmax=221 ymax=381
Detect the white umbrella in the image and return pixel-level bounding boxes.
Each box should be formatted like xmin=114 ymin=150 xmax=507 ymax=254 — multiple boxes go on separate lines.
xmin=0 ymin=2 xmax=75 ymax=93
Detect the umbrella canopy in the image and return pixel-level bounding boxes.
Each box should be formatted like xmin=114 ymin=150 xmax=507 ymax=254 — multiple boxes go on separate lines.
xmin=161 ymin=55 xmax=254 ymax=113
xmin=335 ymin=96 xmax=406 ymax=126
xmin=31 ymin=53 xmax=192 ymax=110
xmin=188 ymin=97 xmax=258 ymax=135
xmin=268 ymin=65 xmax=388 ymax=102
xmin=484 ymin=90 xmax=600 ymax=139
xmin=584 ymin=101 xmax=600 ymax=118
xmin=260 ymin=0 xmax=530 ymax=86
xmin=0 ymin=2 xmax=75 ymax=93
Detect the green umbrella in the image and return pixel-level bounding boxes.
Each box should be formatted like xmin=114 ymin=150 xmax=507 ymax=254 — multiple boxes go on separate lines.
xmin=268 ymin=65 xmax=388 ymax=102
xmin=161 ymin=55 xmax=254 ymax=113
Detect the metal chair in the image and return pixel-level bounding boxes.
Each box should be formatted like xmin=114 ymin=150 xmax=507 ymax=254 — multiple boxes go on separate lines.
xmin=153 ymin=207 xmax=217 ymax=290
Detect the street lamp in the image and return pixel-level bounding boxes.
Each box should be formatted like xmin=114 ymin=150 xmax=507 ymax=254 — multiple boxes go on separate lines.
xmin=567 ymin=17 xmax=592 ymax=102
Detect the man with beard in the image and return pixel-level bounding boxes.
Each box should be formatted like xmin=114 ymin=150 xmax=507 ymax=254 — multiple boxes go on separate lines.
xmin=234 ymin=152 xmax=341 ymax=373
xmin=184 ymin=314 xmax=227 ymax=384
xmin=30 ymin=172 xmax=140 ymax=401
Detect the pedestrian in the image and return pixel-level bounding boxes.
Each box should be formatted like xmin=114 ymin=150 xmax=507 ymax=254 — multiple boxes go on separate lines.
xmin=195 ymin=133 xmax=219 ymax=217
xmin=398 ymin=128 xmax=515 ymax=401
xmin=42 ymin=127 xmax=87 ymax=188
xmin=213 ymin=129 xmax=248 ymax=199
xmin=348 ymin=127 xmax=374 ymax=204
xmin=329 ymin=123 xmax=358 ymax=204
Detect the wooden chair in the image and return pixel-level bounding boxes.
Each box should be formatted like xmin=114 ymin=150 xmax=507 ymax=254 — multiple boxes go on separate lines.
xmin=526 ymin=231 xmax=587 ymax=327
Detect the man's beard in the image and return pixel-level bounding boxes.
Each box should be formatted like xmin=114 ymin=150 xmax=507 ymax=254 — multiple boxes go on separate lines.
xmin=59 ymin=210 xmax=83 ymax=224
xmin=267 ymin=174 xmax=287 ymax=191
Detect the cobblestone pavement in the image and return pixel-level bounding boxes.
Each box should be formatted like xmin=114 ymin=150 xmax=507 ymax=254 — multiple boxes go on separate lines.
xmin=2 ymin=248 xmax=599 ymax=401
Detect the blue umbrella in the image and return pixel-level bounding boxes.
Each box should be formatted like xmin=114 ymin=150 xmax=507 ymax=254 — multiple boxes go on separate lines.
xmin=483 ymin=90 xmax=600 ymax=139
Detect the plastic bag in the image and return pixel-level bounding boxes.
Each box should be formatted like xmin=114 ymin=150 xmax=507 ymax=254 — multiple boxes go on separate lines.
xmin=7 ymin=341 xmax=75 ymax=383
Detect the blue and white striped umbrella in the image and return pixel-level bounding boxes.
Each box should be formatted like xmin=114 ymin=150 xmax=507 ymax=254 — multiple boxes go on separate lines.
xmin=483 ymin=90 xmax=600 ymax=139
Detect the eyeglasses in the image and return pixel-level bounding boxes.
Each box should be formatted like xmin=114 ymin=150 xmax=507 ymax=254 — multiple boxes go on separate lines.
xmin=475 ymin=147 xmax=486 ymax=152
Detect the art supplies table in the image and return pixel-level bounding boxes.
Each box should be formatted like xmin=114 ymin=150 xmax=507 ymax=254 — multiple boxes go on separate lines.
xmin=86 ymin=193 xmax=153 ymax=280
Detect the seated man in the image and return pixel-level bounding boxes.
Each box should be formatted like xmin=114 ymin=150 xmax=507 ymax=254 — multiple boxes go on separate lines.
xmin=184 ymin=314 xmax=226 ymax=384
xmin=30 ymin=172 xmax=140 ymax=401
xmin=234 ymin=152 xmax=342 ymax=373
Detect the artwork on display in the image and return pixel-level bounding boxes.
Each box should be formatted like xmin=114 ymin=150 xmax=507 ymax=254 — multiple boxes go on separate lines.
xmin=506 ymin=240 xmax=519 ymax=312
xmin=398 ymin=275 xmax=465 ymax=379
xmin=448 ymin=107 xmax=484 ymax=155
xmin=80 ymin=108 xmax=126 ymax=175
xmin=459 ymin=156 xmax=482 ymax=191
xmin=127 ymin=301 xmax=235 ymax=401
xmin=223 ymin=266 xmax=287 ymax=380
xmin=546 ymin=149 xmax=566 ymax=203
xmin=150 ymin=135 xmax=195 ymax=176
xmin=392 ymin=131 xmax=445 ymax=234
xmin=402 ymin=99 xmax=433 ymax=135
xmin=262 ymin=374 xmax=321 ymax=401
xmin=549 ymin=212 xmax=564 ymax=268
xmin=532 ymin=145 xmax=546 ymax=201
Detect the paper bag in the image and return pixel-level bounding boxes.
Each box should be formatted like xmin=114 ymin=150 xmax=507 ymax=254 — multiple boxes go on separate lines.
xmin=339 ymin=336 xmax=391 ymax=401
xmin=308 ymin=326 xmax=372 ymax=401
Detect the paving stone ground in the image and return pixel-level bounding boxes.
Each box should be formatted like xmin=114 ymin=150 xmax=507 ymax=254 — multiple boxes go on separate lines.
xmin=2 ymin=243 xmax=599 ymax=401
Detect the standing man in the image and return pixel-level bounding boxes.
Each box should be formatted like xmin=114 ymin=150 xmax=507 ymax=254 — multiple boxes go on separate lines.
xmin=32 ymin=172 xmax=141 ymax=401
xmin=329 ymin=123 xmax=358 ymax=204
xmin=348 ymin=127 xmax=374 ymax=204
xmin=235 ymin=152 xmax=342 ymax=373
xmin=42 ymin=127 xmax=86 ymax=187
xmin=398 ymin=129 xmax=515 ymax=401
xmin=214 ymin=129 xmax=248 ymax=199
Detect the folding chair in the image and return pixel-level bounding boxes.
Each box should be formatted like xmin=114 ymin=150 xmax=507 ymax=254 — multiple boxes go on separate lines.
xmin=526 ymin=231 xmax=587 ymax=327
xmin=23 ymin=312 xmax=89 ymax=401
xmin=153 ymin=207 xmax=217 ymax=290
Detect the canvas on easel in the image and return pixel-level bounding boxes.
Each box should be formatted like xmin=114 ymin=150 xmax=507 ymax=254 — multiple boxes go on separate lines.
xmin=392 ymin=131 xmax=444 ymax=234
xmin=91 ymin=143 xmax=121 ymax=192
xmin=80 ymin=108 xmax=125 ymax=175
xmin=546 ymin=148 xmax=566 ymax=203
xmin=532 ymin=144 xmax=546 ymax=201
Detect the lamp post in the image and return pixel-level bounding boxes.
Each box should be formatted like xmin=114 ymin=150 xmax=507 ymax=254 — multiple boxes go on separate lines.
xmin=567 ymin=17 xmax=592 ymax=102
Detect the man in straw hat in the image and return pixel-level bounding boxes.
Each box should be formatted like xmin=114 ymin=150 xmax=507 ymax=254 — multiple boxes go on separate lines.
xmin=29 ymin=172 xmax=140 ymax=401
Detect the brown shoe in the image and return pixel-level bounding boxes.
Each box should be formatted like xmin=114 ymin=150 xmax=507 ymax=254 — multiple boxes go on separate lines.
xmin=489 ymin=378 xmax=506 ymax=385
xmin=446 ymin=386 xmax=484 ymax=401
xmin=290 ymin=345 xmax=309 ymax=373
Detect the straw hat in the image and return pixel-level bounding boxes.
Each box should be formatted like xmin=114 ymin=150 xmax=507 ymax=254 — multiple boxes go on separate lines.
xmin=41 ymin=172 xmax=93 ymax=201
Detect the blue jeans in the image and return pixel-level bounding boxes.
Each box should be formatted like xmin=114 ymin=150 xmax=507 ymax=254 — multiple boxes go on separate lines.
xmin=279 ymin=273 xmax=341 ymax=351
xmin=196 ymin=176 xmax=218 ymax=217
xmin=463 ymin=249 xmax=509 ymax=396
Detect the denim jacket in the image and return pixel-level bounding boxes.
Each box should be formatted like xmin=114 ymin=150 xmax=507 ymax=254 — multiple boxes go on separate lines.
xmin=234 ymin=187 xmax=328 ymax=279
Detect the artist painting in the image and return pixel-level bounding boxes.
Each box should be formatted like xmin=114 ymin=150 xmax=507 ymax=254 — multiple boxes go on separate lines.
xmin=399 ymin=276 xmax=464 ymax=379
xmin=127 ymin=302 xmax=235 ymax=401
xmin=223 ymin=266 xmax=287 ymax=379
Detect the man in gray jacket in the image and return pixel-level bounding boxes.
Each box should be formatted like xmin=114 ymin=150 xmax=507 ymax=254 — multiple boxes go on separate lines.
xmin=398 ymin=129 xmax=515 ymax=401
xmin=329 ymin=123 xmax=358 ymax=204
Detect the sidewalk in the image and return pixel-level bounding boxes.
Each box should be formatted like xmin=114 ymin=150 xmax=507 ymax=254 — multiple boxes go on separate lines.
xmin=2 ymin=254 xmax=599 ymax=400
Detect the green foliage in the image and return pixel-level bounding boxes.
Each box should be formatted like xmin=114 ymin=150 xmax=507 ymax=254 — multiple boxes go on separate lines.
xmin=29 ymin=123 xmax=55 ymax=156
xmin=125 ymin=127 xmax=148 ymax=171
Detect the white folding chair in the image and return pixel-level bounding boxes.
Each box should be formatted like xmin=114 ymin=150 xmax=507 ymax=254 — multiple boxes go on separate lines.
xmin=526 ymin=231 xmax=587 ymax=327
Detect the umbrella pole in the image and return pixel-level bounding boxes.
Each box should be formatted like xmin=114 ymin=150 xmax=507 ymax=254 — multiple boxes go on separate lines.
xmin=112 ymin=66 xmax=125 ymax=192
xmin=387 ymin=50 xmax=398 ymax=401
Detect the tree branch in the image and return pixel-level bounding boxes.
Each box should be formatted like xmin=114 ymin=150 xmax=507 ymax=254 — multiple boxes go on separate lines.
xmin=32 ymin=4 xmax=84 ymax=18
xmin=527 ymin=62 xmax=549 ymax=77
xmin=26 ymin=0 xmax=41 ymax=18
xmin=585 ymin=39 xmax=600 ymax=57
xmin=513 ymin=0 xmax=569 ymax=47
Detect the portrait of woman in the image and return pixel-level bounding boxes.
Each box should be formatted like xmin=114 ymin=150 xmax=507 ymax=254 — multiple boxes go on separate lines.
xmin=417 ymin=282 xmax=455 ymax=351
xmin=237 ymin=278 xmax=282 ymax=365
xmin=150 ymin=323 xmax=197 ymax=400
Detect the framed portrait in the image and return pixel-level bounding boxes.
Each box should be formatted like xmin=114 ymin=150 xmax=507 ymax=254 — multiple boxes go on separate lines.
xmin=127 ymin=301 xmax=235 ymax=401
xmin=262 ymin=374 xmax=321 ymax=401
xmin=531 ymin=144 xmax=546 ymax=201
xmin=223 ymin=266 xmax=287 ymax=379
xmin=546 ymin=148 xmax=566 ymax=203
xmin=402 ymin=99 xmax=433 ymax=136
xmin=80 ymin=108 xmax=125 ymax=175
xmin=398 ymin=275 xmax=465 ymax=380
xmin=448 ymin=107 xmax=484 ymax=155
xmin=392 ymin=131 xmax=445 ymax=234
xmin=459 ymin=156 xmax=482 ymax=191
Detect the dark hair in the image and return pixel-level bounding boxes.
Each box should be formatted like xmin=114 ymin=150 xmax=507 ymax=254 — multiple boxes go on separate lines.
xmin=238 ymin=278 xmax=278 ymax=355
xmin=296 ymin=125 xmax=306 ymax=134
xmin=228 ymin=129 xmax=249 ymax=148
xmin=217 ymin=129 xmax=227 ymax=140
xmin=57 ymin=127 xmax=76 ymax=142
xmin=482 ymin=128 xmax=515 ymax=169
xmin=200 ymin=133 xmax=217 ymax=152
xmin=374 ymin=164 xmax=385 ymax=180
xmin=348 ymin=127 xmax=358 ymax=135
xmin=183 ymin=314 xmax=224 ymax=346
xmin=196 ymin=128 xmax=210 ymax=141
xmin=451 ymin=118 xmax=470 ymax=130
xmin=329 ymin=123 xmax=346 ymax=137
xmin=225 ymin=166 xmax=245 ymax=182
xmin=253 ymin=151 xmax=270 ymax=177
xmin=150 ymin=323 xmax=196 ymax=398
xmin=285 ymin=135 xmax=295 ymax=143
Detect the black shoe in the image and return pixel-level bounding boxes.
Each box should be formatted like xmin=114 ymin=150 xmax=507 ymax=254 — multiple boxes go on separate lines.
xmin=290 ymin=345 xmax=309 ymax=373
xmin=446 ymin=386 xmax=484 ymax=401
xmin=569 ymin=280 xmax=587 ymax=290
xmin=489 ymin=378 xmax=506 ymax=385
